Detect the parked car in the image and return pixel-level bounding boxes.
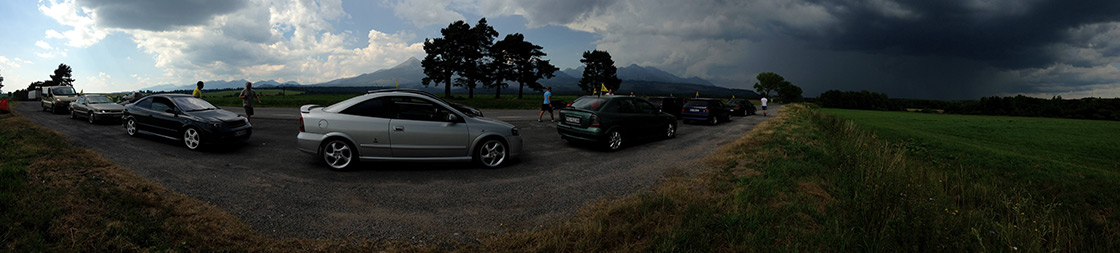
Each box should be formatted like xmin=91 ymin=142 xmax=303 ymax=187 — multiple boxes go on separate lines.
xmin=40 ymin=86 xmax=79 ymax=113
xmin=725 ymin=98 xmax=757 ymax=116
xmin=556 ymin=95 xmax=677 ymax=151
xmin=70 ymin=94 xmax=125 ymax=124
xmin=681 ymin=98 xmax=731 ymax=125
xmin=297 ymin=89 xmax=523 ymax=170
xmin=122 ymin=94 xmax=252 ymax=150
xmin=646 ymin=96 xmax=684 ymax=119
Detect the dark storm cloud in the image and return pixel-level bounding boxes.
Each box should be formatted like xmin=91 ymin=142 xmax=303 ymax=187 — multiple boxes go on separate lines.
xmin=78 ymin=0 xmax=248 ymax=31
xmin=804 ymin=0 xmax=1120 ymax=69
xmin=519 ymin=0 xmax=619 ymax=25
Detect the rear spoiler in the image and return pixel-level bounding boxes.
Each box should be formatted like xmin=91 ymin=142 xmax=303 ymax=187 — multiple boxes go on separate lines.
xmin=300 ymin=104 xmax=322 ymax=113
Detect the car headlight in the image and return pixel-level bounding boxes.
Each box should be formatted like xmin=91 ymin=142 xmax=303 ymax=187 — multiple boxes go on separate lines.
xmin=511 ymin=127 xmax=519 ymax=136
xmin=209 ymin=122 xmax=222 ymax=129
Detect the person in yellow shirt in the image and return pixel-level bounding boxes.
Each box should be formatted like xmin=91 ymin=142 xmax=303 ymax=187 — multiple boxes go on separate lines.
xmin=192 ymin=81 xmax=204 ymax=98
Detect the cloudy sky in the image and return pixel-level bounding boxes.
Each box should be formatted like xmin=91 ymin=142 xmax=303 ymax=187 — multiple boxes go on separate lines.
xmin=2 ymin=0 xmax=1120 ymax=99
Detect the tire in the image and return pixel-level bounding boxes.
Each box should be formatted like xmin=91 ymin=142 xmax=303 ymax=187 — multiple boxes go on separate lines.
xmin=70 ymin=109 xmax=77 ymax=119
xmin=665 ymin=123 xmax=676 ymax=139
xmin=125 ymin=118 xmax=139 ymax=137
xmin=182 ymin=127 xmax=202 ymax=150
xmin=320 ymin=139 xmax=356 ymax=171
xmin=88 ymin=112 xmax=96 ymax=124
xmin=709 ymin=116 xmax=718 ymax=125
xmin=475 ymin=138 xmax=509 ymax=168
xmin=605 ymin=129 xmax=623 ymax=151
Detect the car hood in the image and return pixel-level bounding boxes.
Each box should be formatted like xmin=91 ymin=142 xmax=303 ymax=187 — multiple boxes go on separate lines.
xmin=55 ymin=95 xmax=79 ymax=102
xmin=186 ymin=109 xmax=242 ymax=122
xmin=470 ymin=116 xmax=515 ymax=129
xmin=88 ymin=103 xmax=125 ymax=111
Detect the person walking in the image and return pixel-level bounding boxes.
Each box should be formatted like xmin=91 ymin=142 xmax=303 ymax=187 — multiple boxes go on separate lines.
xmin=192 ymin=81 xmax=204 ymax=98
xmin=238 ymin=82 xmax=263 ymax=122
xmin=538 ymin=86 xmax=555 ymax=122
xmin=760 ymin=96 xmax=769 ymax=116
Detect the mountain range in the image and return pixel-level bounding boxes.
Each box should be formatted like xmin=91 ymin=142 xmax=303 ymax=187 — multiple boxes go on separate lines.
xmin=141 ymin=57 xmax=754 ymax=97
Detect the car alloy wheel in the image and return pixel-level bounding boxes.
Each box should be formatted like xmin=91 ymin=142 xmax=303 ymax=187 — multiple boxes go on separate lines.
xmin=322 ymin=139 xmax=354 ymax=170
xmin=709 ymin=116 xmax=718 ymax=125
xmin=607 ymin=130 xmax=623 ymax=151
xmin=88 ymin=112 xmax=96 ymax=124
xmin=69 ymin=109 xmax=77 ymax=119
xmin=183 ymin=127 xmax=202 ymax=150
xmin=125 ymin=119 xmax=138 ymax=137
xmin=476 ymin=139 xmax=508 ymax=168
xmin=665 ymin=123 xmax=676 ymax=138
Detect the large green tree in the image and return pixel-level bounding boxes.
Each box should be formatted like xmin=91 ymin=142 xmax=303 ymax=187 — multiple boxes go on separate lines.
xmin=454 ymin=18 xmax=497 ymax=99
xmin=490 ymin=33 xmax=557 ymax=99
xmin=51 ymin=63 xmax=75 ymax=86
xmin=421 ymin=18 xmax=497 ymax=98
xmin=421 ymin=22 xmax=467 ymax=98
xmin=753 ymin=72 xmax=788 ymax=98
xmin=777 ymin=82 xmax=803 ymax=102
xmin=577 ymin=50 xmax=621 ymax=94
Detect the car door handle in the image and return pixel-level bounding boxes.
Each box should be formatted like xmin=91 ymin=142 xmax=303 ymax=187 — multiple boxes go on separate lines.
xmin=394 ymin=126 xmax=404 ymax=131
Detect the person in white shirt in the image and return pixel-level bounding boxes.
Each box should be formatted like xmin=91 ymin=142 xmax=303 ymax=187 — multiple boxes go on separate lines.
xmin=760 ymin=96 xmax=769 ymax=116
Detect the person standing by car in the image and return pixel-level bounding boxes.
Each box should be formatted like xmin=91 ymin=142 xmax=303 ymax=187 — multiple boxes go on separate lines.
xmin=760 ymin=96 xmax=769 ymax=116
xmin=538 ymin=86 xmax=555 ymax=122
xmin=192 ymin=81 xmax=204 ymax=98
xmin=239 ymin=82 xmax=263 ymax=122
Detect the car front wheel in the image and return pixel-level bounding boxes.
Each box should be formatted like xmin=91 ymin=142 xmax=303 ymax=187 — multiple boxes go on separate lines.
xmin=665 ymin=123 xmax=676 ymax=139
xmin=70 ymin=109 xmax=77 ymax=119
xmin=321 ymin=139 xmax=356 ymax=170
xmin=88 ymin=112 xmax=96 ymax=124
xmin=475 ymin=139 xmax=508 ymax=168
xmin=183 ymin=127 xmax=202 ymax=150
xmin=125 ymin=118 xmax=139 ymax=137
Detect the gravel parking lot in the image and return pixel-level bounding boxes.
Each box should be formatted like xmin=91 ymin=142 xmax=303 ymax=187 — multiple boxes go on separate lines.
xmin=14 ymin=101 xmax=779 ymax=242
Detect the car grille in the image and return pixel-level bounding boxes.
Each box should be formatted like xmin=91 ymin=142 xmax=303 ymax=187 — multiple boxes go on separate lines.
xmin=225 ymin=120 xmax=248 ymax=128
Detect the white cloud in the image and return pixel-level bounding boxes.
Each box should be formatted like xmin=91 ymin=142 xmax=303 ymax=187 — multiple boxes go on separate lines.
xmin=0 ymin=56 xmax=33 ymax=68
xmin=80 ymin=72 xmax=113 ymax=93
xmin=38 ymin=0 xmax=109 ymax=48
xmin=35 ymin=41 xmax=53 ymax=50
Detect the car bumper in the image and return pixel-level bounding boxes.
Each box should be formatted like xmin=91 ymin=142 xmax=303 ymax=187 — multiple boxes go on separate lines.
xmin=507 ymin=135 xmax=523 ymax=159
xmin=92 ymin=112 xmax=123 ymax=121
xmin=556 ymin=123 xmax=606 ymax=142
xmin=680 ymin=112 xmax=713 ymax=121
xmin=203 ymin=125 xmax=252 ymax=144
xmin=296 ymin=132 xmax=325 ymax=154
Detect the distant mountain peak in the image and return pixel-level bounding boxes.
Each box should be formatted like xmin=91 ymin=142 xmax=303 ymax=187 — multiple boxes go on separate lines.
xmin=396 ymin=57 xmax=421 ymax=68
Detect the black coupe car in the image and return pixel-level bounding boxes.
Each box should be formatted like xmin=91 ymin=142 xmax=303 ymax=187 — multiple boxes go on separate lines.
xmin=122 ymin=94 xmax=252 ymax=150
xmin=725 ymin=98 xmax=757 ymax=116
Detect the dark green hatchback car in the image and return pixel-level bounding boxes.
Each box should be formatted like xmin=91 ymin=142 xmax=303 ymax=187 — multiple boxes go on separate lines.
xmin=556 ymin=95 xmax=678 ymax=151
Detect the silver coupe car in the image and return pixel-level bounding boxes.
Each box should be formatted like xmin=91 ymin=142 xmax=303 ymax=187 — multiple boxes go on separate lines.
xmin=297 ymin=89 xmax=522 ymax=170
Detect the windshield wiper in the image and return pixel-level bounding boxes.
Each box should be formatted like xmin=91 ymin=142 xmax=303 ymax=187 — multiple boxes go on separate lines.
xmin=187 ymin=108 xmax=217 ymax=112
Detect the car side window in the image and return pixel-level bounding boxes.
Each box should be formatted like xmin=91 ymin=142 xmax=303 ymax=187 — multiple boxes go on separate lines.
xmin=151 ymin=97 xmax=174 ymax=112
xmin=77 ymin=96 xmax=86 ymax=104
xmin=341 ymin=98 xmax=390 ymax=118
xmin=390 ymin=97 xmax=442 ymax=121
xmin=136 ymin=98 xmax=152 ymax=109
xmin=636 ymin=100 xmax=655 ymax=113
xmin=617 ymin=99 xmax=637 ymax=113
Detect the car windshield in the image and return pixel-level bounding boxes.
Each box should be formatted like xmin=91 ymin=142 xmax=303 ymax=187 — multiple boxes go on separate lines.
xmin=87 ymin=96 xmax=113 ymax=104
xmin=52 ymin=87 xmax=77 ymax=95
xmin=171 ymin=96 xmax=218 ymax=111
xmin=685 ymin=100 xmax=715 ymax=107
xmin=569 ymin=97 xmax=609 ymax=111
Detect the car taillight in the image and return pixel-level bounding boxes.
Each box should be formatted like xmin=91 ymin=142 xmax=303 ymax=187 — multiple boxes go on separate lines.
xmin=704 ymin=109 xmax=710 ymax=113
xmin=590 ymin=114 xmax=600 ymax=127
xmin=299 ymin=114 xmax=305 ymax=132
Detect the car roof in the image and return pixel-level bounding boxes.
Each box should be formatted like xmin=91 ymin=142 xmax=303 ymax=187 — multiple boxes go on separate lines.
xmin=689 ymin=98 xmax=720 ymax=101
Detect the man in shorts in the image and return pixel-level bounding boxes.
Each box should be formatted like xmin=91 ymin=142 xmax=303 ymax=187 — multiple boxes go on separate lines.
xmin=238 ymin=82 xmax=263 ymax=122
xmin=538 ymin=86 xmax=555 ymax=122
xmin=760 ymin=96 xmax=769 ymax=116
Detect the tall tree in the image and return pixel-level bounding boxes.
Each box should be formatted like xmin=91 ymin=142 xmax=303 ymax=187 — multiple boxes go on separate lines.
xmin=422 ymin=36 xmax=455 ymax=98
xmin=577 ymin=50 xmax=621 ymax=94
xmin=490 ymin=33 xmax=557 ymax=99
xmin=51 ymin=63 xmax=75 ymax=86
xmin=777 ymin=82 xmax=803 ymax=102
xmin=753 ymin=72 xmax=788 ymax=97
xmin=454 ymin=18 xmax=497 ymax=99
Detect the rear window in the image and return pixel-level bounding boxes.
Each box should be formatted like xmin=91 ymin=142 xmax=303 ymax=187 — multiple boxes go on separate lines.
xmin=569 ymin=97 xmax=609 ymax=111
xmin=685 ymin=100 xmax=715 ymax=107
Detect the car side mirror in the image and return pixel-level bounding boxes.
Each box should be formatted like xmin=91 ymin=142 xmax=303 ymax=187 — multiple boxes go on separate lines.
xmin=446 ymin=113 xmax=460 ymax=122
xmin=165 ymin=108 xmax=177 ymax=114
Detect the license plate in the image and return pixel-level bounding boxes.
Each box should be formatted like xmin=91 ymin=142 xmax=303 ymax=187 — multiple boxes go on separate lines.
xmin=690 ymin=109 xmax=700 ymax=112
xmin=565 ymin=116 xmax=580 ymax=124
xmin=234 ymin=130 xmax=247 ymax=136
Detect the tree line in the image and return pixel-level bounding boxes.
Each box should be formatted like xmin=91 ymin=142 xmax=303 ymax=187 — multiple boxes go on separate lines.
xmin=421 ymin=18 xmax=622 ymax=99
xmin=9 ymin=63 xmax=76 ymax=100
xmin=816 ymin=90 xmax=1120 ymax=121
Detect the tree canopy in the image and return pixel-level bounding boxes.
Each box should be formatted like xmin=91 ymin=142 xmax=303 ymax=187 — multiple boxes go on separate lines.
xmin=490 ymin=33 xmax=556 ymax=99
xmin=578 ymin=50 xmax=621 ymax=94
xmin=51 ymin=63 xmax=75 ymax=87
xmin=421 ymin=18 xmax=498 ymax=98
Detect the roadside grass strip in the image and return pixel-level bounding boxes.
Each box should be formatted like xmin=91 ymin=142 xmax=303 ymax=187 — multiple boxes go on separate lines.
xmin=480 ymin=103 xmax=1116 ymax=251
xmin=0 ymin=104 xmax=428 ymax=251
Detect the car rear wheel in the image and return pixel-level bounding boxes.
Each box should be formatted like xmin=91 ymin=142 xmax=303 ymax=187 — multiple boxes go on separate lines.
xmin=69 ymin=109 xmax=76 ymax=119
xmin=183 ymin=127 xmax=202 ymax=150
xmin=125 ymin=118 xmax=139 ymax=137
xmin=475 ymin=138 xmax=508 ymax=168
xmin=709 ymin=116 xmax=718 ymax=125
xmin=606 ymin=130 xmax=623 ymax=151
xmin=321 ymin=139 xmax=355 ymax=170
xmin=88 ymin=112 xmax=96 ymax=124
xmin=665 ymin=123 xmax=676 ymax=139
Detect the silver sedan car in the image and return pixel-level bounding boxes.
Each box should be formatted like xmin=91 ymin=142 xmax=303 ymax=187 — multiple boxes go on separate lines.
xmin=297 ymin=89 xmax=523 ymax=170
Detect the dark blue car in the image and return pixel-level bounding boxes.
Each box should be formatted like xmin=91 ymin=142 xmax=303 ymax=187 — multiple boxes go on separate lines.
xmin=681 ymin=98 xmax=731 ymax=125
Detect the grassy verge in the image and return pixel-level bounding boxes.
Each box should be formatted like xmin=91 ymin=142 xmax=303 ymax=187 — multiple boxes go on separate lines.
xmin=0 ymin=104 xmax=423 ymax=251
xmin=478 ymin=104 xmax=1117 ymax=251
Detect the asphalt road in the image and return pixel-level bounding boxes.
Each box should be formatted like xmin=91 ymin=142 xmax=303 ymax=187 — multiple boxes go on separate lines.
xmin=14 ymin=101 xmax=781 ymax=242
